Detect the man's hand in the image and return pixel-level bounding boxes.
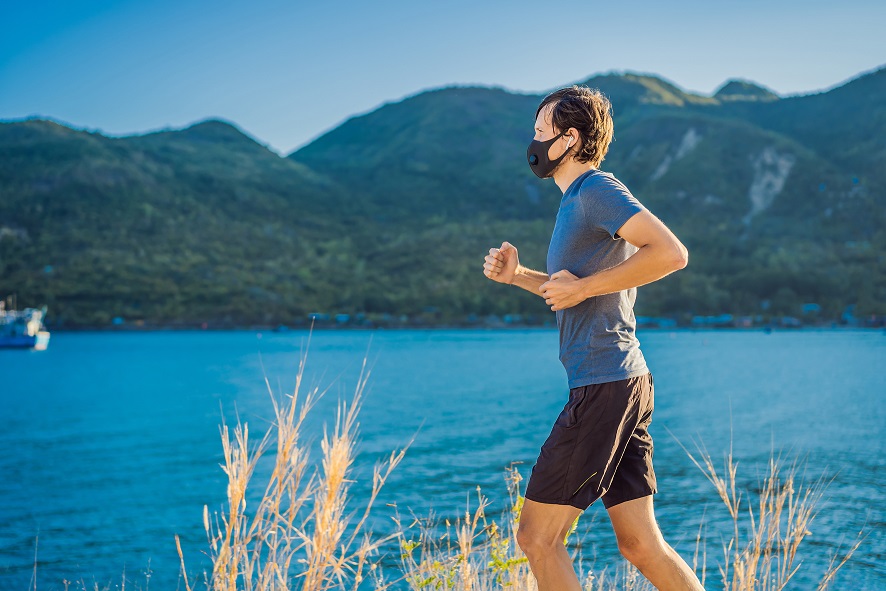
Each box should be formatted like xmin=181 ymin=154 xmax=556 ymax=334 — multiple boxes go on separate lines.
xmin=483 ymin=241 xmax=520 ymax=284
xmin=540 ymin=269 xmax=587 ymax=311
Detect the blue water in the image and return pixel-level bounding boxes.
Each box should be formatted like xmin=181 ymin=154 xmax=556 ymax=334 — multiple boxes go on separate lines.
xmin=1 ymin=328 xmax=883 ymax=590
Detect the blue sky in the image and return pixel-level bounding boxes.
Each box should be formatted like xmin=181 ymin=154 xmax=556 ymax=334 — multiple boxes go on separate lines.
xmin=1 ymin=0 xmax=884 ymax=155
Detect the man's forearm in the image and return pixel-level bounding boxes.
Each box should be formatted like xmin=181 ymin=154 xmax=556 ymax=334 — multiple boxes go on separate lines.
xmin=511 ymin=265 xmax=549 ymax=297
xmin=579 ymin=243 xmax=687 ymax=299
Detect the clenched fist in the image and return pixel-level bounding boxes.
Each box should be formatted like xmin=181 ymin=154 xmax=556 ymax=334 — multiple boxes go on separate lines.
xmin=483 ymin=241 xmax=520 ymax=284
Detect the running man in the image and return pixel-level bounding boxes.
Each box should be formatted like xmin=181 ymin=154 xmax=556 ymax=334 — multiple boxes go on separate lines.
xmin=482 ymin=86 xmax=704 ymax=591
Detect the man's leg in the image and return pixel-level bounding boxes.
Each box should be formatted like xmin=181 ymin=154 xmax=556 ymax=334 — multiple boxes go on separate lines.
xmin=516 ymin=498 xmax=584 ymax=591
xmin=607 ymin=495 xmax=704 ymax=591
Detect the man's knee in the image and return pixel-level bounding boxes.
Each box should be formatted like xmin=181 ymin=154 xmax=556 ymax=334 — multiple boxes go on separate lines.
xmin=617 ymin=534 xmax=667 ymax=568
xmin=516 ymin=523 xmax=564 ymax=557
xmin=515 ymin=524 xmax=542 ymax=554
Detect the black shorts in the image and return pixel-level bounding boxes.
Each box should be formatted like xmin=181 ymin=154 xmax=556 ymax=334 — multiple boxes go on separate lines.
xmin=524 ymin=372 xmax=657 ymax=511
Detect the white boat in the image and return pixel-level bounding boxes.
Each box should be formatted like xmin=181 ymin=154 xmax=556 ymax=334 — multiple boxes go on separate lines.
xmin=0 ymin=299 xmax=51 ymax=350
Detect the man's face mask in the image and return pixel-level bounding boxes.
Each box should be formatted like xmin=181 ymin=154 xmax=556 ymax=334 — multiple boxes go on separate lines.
xmin=527 ymin=129 xmax=573 ymax=179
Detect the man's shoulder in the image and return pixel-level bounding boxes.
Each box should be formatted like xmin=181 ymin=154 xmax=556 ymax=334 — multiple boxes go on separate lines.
xmin=578 ymin=168 xmax=633 ymax=195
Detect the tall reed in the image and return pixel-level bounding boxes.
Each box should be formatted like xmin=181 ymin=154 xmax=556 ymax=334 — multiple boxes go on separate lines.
xmin=177 ymin=338 xmax=412 ymax=591
xmin=674 ymin=436 xmax=864 ymax=591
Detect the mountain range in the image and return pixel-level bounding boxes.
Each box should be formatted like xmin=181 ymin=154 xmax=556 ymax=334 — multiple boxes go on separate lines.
xmin=1 ymin=65 xmax=884 ymax=327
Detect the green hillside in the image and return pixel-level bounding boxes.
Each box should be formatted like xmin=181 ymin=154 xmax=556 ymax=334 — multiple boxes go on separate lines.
xmin=0 ymin=118 xmax=356 ymax=326
xmin=1 ymin=66 xmax=884 ymax=328
xmin=713 ymin=79 xmax=779 ymax=102
xmin=289 ymin=67 xmax=886 ymax=326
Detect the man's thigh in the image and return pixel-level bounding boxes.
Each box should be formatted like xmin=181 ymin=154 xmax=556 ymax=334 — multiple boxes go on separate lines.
xmin=518 ymin=498 xmax=583 ymax=545
xmin=606 ymin=495 xmax=666 ymax=548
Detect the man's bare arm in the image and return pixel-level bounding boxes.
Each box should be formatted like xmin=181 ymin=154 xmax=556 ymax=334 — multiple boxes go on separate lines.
xmin=511 ymin=265 xmax=549 ymax=297
xmin=576 ymin=209 xmax=688 ymax=299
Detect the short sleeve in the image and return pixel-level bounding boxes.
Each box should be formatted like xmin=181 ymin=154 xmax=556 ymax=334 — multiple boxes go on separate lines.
xmin=580 ymin=173 xmax=646 ymax=239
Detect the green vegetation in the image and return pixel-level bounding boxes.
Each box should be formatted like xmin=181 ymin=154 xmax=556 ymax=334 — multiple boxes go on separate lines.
xmin=713 ymin=79 xmax=780 ymax=102
xmin=1 ymin=67 xmax=884 ymax=327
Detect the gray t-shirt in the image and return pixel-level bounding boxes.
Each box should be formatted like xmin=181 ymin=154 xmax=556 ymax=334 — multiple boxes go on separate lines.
xmin=546 ymin=168 xmax=649 ymax=388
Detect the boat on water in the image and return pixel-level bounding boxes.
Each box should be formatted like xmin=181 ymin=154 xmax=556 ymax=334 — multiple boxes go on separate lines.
xmin=0 ymin=299 xmax=51 ymax=350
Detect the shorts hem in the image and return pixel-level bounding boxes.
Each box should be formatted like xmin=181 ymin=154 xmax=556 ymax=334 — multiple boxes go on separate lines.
xmin=523 ymin=493 xmax=567 ymax=505
xmin=523 ymin=492 xmax=580 ymax=506
xmin=602 ymin=488 xmax=658 ymax=510
xmin=524 ymin=492 xmax=598 ymax=511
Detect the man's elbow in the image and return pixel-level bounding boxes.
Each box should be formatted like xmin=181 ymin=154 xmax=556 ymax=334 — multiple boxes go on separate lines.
xmin=647 ymin=240 xmax=688 ymax=272
xmin=669 ymin=243 xmax=689 ymax=271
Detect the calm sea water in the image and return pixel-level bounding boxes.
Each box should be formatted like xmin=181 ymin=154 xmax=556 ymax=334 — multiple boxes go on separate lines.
xmin=0 ymin=328 xmax=883 ymax=590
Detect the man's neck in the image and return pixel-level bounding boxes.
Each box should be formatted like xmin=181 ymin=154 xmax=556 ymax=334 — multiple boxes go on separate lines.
xmin=554 ymin=161 xmax=597 ymax=194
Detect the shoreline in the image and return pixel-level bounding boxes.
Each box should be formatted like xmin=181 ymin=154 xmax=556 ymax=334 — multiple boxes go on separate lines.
xmin=41 ymin=323 xmax=885 ymax=333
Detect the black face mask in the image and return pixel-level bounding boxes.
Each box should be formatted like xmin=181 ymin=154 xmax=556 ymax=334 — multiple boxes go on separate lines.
xmin=527 ymin=130 xmax=573 ymax=179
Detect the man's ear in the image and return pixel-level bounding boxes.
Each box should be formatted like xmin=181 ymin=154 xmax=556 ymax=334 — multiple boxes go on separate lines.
xmin=567 ymin=128 xmax=580 ymax=148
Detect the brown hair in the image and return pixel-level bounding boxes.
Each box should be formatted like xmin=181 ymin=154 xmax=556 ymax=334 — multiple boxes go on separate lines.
xmin=535 ymin=85 xmax=614 ymax=168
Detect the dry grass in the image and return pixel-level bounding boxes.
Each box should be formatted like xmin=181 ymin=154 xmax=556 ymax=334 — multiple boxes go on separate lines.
xmin=391 ymin=466 xmax=651 ymax=591
xmin=176 ymin=336 xmax=413 ymax=591
xmin=391 ymin=466 xmax=534 ymax=591
xmin=673 ymin=435 xmax=865 ymax=591
xmin=179 ymin=341 xmax=865 ymax=591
